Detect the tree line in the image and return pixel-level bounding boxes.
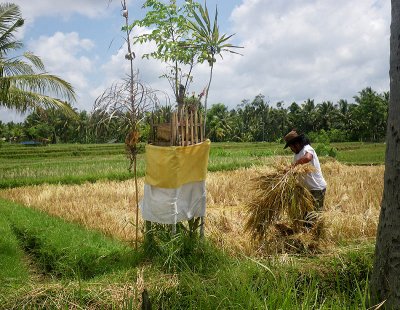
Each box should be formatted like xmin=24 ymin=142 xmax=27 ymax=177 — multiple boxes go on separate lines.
xmin=0 ymin=86 xmax=388 ymax=145
xmin=206 ymin=87 xmax=388 ymax=143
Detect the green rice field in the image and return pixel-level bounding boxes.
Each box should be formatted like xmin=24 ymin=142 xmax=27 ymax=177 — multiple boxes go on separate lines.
xmin=0 ymin=141 xmax=385 ymax=188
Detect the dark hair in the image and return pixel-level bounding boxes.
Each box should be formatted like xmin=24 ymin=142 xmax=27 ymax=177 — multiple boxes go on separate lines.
xmin=303 ymin=135 xmax=311 ymax=146
xmin=292 ymin=135 xmax=311 ymax=148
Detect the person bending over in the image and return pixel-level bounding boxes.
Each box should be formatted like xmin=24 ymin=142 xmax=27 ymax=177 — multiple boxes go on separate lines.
xmin=284 ymin=130 xmax=327 ymax=226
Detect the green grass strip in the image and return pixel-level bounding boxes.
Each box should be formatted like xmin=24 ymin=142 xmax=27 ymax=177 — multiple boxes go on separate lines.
xmin=0 ymin=199 xmax=140 ymax=280
xmin=0 ymin=212 xmax=29 ymax=290
xmin=0 ymin=142 xmax=386 ymax=189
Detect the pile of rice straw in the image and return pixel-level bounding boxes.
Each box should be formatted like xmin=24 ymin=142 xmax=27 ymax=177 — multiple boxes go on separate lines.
xmin=245 ymin=161 xmax=316 ymax=241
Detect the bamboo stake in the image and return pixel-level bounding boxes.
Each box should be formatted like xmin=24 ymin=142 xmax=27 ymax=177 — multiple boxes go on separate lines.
xmin=185 ymin=110 xmax=189 ymax=146
xmin=177 ymin=112 xmax=180 ymax=146
xmin=174 ymin=112 xmax=178 ymax=146
xmin=200 ymin=113 xmax=204 ymax=142
xmin=200 ymin=217 xmax=205 ymax=237
xmin=180 ymin=108 xmax=185 ymax=146
xmin=170 ymin=113 xmax=174 ymax=146
xmin=190 ymin=110 xmax=194 ymax=145
xmin=194 ymin=109 xmax=198 ymax=144
xmin=134 ymin=156 xmax=139 ymax=249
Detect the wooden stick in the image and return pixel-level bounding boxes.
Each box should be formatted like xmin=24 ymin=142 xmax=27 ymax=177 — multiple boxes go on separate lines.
xmin=134 ymin=157 xmax=139 ymax=250
xmin=200 ymin=113 xmax=204 ymax=142
xmin=180 ymin=108 xmax=185 ymax=146
xmin=185 ymin=109 xmax=189 ymax=146
xmin=200 ymin=217 xmax=205 ymax=237
xmin=171 ymin=112 xmax=176 ymax=146
xmin=175 ymin=112 xmax=179 ymax=146
xmin=190 ymin=110 xmax=194 ymax=145
xmin=194 ymin=109 xmax=198 ymax=144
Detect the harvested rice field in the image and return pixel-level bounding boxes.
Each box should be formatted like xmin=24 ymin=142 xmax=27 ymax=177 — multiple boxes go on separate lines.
xmin=0 ymin=159 xmax=383 ymax=257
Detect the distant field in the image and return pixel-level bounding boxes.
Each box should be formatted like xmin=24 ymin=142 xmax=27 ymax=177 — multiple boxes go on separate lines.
xmin=332 ymin=142 xmax=385 ymax=165
xmin=0 ymin=141 xmax=385 ymax=188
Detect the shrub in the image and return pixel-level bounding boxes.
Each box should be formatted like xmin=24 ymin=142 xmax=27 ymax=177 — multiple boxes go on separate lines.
xmin=309 ymin=130 xmax=330 ymax=144
xmin=315 ymin=144 xmax=338 ymax=158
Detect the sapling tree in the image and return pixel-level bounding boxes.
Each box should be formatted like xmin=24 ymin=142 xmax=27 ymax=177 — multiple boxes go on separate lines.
xmin=186 ymin=2 xmax=243 ymax=133
xmin=132 ymin=0 xmax=199 ymax=109
xmin=132 ymin=1 xmax=242 ymax=135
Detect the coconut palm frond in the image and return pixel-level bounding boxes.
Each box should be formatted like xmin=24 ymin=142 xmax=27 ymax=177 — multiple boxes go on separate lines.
xmin=23 ymin=52 xmax=46 ymax=71
xmin=5 ymin=86 xmax=77 ymax=118
xmin=0 ymin=3 xmax=23 ymax=54
xmin=1 ymin=58 xmax=36 ymax=76
xmin=4 ymin=73 xmax=75 ymax=102
xmin=0 ymin=39 xmax=22 ymax=55
xmin=0 ymin=3 xmax=22 ymax=32
xmin=0 ymin=2 xmax=77 ymax=115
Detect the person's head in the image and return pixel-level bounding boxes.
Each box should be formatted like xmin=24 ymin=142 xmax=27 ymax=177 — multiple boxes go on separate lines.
xmin=283 ymin=130 xmax=307 ymax=154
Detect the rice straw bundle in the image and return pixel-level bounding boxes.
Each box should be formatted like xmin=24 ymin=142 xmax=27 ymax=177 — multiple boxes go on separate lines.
xmin=245 ymin=162 xmax=316 ymax=240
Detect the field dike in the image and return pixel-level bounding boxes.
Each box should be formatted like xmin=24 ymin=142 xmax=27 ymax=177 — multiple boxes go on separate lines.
xmin=0 ymin=160 xmax=383 ymax=257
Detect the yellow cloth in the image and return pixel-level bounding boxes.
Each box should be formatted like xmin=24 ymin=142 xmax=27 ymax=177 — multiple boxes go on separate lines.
xmin=145 ymin=139 xmax=211 ymax=188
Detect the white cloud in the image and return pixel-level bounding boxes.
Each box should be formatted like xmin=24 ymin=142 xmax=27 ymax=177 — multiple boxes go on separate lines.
xmin=1 ymin=0 xmax=391 ymax=123
xmin=12 ymin=0 xmax=122 ymax=20
xmin=94 ymin=26 xmax=181 ymax=109
xmin=27 ymin=32 xmax=96 ymax=110
xmin=217 ymin=0 xmax=390 ymax=107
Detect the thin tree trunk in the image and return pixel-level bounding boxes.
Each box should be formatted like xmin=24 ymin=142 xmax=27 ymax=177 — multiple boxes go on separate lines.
xmin=203 ymin=62 xmax=214 ymax=136
xmin=370 ymin=0 xmax=400 ymax=307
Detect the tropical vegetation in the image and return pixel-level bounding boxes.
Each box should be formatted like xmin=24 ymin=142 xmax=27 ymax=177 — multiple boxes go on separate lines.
xmin=0 ymin=87 xmax=388 ymax=145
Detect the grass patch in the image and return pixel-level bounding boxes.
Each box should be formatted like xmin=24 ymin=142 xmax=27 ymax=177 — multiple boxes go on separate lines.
xmin=0 ymin=203 xmax=375 ymax=309
xmin=146 ymin=241 xmax=374 ymax=309
xmin=0 ymin=214 xmax=30 ymax=293
xmin=0 ymin=199 xmax=140 ymax=280
xmin=142 ymin=225 xmax=228 ymax=275
xmin=333 ymin=142 xmax=385 ymax=164
xmin=0 ymin=142 xmax=385 ymax=188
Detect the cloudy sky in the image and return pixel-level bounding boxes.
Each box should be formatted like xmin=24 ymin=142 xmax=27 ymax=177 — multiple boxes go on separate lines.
xmin=1 ymin=0 xmax=390 ymax=122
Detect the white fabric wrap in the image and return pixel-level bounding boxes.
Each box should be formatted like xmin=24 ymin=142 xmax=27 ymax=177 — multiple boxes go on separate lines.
xmin=139 ymin=181 xmax=206 ymax=224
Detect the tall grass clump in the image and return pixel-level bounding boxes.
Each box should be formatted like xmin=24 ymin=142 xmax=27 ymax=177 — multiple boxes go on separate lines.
xmin=151 ymin=248 xmax=373 ymax=309
xmin=0 ymin=199 xmax=140 ymax=279
xmin=142 ymin=223 xmax=227 ymax=275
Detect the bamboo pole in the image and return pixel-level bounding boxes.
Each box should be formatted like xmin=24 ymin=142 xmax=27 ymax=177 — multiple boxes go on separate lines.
xmin=177 ymin=112 xmax=180 ymax=146
xmin=171 ymin=112 xmax=176 ymax=146
xmin=190 ymin=110 xmax=194 ymax=145
xmin=185 ymin=110 xmax=189 ymax=146
xmin=180 ymin=108 xmax=185 ymax=146
xmin=134 ymin=156 xmax=139 ymax=249
xmin=194 ymin=109 xmax=198 ymax=144
xmin=200 ymin=113 xmax=204 ymax=142
xmin=200 ymin=217 xmax=205 ymax=237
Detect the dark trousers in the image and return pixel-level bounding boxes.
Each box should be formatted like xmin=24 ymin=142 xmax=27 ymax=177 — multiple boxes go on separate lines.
xmin=304 ymin=189 xmax=326 ymax=227
xmin=310 ymin=188 xmax=326 ymax=211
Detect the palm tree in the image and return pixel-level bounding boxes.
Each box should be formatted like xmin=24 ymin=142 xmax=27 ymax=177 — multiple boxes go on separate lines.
xmin=0 ymin=3 xmax=76 ymax=116
xmin=316 ymin=101 xmax=337 ymax=131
